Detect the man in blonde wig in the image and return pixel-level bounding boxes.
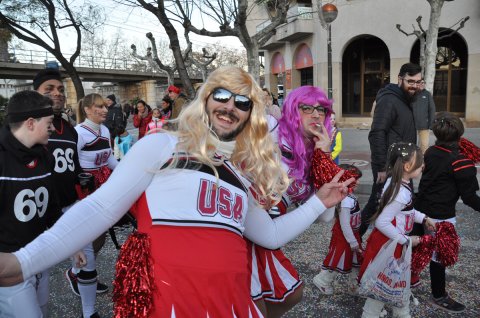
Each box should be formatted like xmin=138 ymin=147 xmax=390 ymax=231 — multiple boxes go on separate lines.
xmin=0 ymin=67 xmax=352 ymax=317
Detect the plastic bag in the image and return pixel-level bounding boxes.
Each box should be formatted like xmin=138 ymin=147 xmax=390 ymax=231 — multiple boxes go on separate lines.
xmin=359 ymin=238 xmax=412 ymax=307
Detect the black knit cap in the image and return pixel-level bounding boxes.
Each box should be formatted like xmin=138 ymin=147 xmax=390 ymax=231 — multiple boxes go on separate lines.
xmin=7 ymin=90 xmax=53 ymax=123
xmin=33 ymin=68 xmax=62 ymax=90
xmin=106 ymin=94 xmax=116 ymax=103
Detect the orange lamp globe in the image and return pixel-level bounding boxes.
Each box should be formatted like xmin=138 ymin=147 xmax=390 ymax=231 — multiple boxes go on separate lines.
xmin=322 ymin=3 xmax=338 ymax=24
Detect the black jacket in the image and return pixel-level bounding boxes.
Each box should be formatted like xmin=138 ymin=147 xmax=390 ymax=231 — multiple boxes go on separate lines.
xmin=414 ymin=144 xmax=480 ymax=219
xmin=0 ymin=126 xmax=61 ymax=253
xmin=105 ymin=103 xmax=124 ymax=137
xmin=368 ymin=83 xmax=417 ymax=171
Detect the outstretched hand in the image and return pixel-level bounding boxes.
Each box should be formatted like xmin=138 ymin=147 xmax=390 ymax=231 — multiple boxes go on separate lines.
xmin=315 ymin=170 xmax=355 ymax=208
xmin=0 ymin=253 xmax=23 ymax=287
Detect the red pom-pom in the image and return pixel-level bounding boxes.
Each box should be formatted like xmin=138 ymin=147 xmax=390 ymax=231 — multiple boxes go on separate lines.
xmin=459 ymin=137 xmax=480 ymax=163
xmin=435 ymin=222 xmax=460 ymax=267
xmin=113 ymin=232 xmax=155 ymax=318
xmin=411 ymin=235 xmax=435 ymax=275
xmin=311 ymin=149 xmax=356 ymax=190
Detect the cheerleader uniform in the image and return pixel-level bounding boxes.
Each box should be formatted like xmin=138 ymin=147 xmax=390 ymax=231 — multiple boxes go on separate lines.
xmin=358 ymin=179 xmax=426 ymax=318
xmin=73 ymin=120 xmax=118 ymax=317
xmin=15 ymin=133 xmax=332 ymax=318
xmin=76 ymin=120 xmax=118 ymax=186
xmin=322 ymin=194 xmax=362 ymax=273
xmin=359 ymin=180 xmax=425 ymax=281
xmin=248 ymin=143 xmax=334 ymax=302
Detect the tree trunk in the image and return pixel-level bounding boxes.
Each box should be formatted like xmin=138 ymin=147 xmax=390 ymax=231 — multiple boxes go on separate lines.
xmin=424 ymin=0 xmax=444 ymax=93
xmin=154 ymin=6 xmax=194 ymax=98
xmin=61 ymin=59 xmax=85 ymax=100
xmin=246 ymin=44 xmax=261 ymax=83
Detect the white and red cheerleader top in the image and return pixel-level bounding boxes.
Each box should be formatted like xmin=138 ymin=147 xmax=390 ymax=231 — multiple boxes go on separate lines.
xmin=15 ymin=132 xmax=331 ymax=278
xmin=375 ymin=178 xmax=427 ymax=245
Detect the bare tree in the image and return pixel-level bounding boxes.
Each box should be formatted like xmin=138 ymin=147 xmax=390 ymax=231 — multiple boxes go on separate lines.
xmin=0 ymin=27 xmax=12 ymax=62
xmin=131 ymin=33 xmax=177 ymax=85
xmin=118 ymin=0 xmax=195 ymax=98
xmin=0 ymin=0 xmax=105 ymax=99
xmin=168 ymin=0 xmax=290 ymax=81
xmin=422 ymin=0 xmax=455 ymax=92
xmin=397 ymin=11 xmax=468 ymax=90
xmin=189 ymin=48 xmax=217 ymax=82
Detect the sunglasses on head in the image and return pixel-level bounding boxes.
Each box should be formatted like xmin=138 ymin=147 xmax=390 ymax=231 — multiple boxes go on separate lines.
xmin=210 ymin=87 xmax=253 ymax=112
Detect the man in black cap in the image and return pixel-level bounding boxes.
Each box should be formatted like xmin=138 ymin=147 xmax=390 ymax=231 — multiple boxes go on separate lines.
xmin=0 ymin=91 xmax=67 ymax=317
xmin=34 ymin=69 xmax=107 ymax=318
xmin=104 ymin=94 xmax=124 ymax=143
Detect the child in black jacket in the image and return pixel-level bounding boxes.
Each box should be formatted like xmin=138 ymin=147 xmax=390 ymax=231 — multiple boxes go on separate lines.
xmin=414 ymin=111 xmax=480 ymax=313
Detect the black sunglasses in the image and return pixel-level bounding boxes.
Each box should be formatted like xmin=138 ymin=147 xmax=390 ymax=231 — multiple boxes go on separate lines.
xmin=210 ymin=87 xmax=253 ymax=112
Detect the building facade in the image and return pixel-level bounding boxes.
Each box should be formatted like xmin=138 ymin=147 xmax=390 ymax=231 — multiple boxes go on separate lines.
xmin=249 ymin=0 xmax=480 ymax=126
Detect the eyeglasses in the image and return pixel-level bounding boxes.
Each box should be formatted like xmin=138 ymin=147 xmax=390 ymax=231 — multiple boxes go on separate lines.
xmin=402 ymin=78 xmax=423 ymax=86
xmin=210 ymin=87 xmax=253 ymax=112
xmin=298 ymin=104 xmax=326 ymax=114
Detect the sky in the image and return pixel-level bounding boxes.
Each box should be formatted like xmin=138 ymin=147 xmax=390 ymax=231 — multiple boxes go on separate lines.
xmin=15 ymin=0 xmax=244 ymax=58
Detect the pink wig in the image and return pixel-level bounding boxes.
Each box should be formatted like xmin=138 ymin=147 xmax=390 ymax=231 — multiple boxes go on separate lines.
xmin=278 ymin=86 xmax=333 ymax=185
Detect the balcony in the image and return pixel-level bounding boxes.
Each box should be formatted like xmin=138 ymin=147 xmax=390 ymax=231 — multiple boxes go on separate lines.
xmin=256 ymin=4 xmax=314 ymax=49
xmin=276 ymin=5 xmax=314 ymax=42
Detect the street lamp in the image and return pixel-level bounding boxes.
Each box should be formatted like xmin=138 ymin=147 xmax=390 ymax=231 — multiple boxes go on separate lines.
xmin=322 ymin=3 xmax=338 ymax=99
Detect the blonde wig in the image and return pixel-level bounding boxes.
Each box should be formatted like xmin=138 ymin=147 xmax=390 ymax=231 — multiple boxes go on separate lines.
xmin=171 ymin=66 xmax=289 ymax=207
xmin=76 ymin=93 xmax=106 ymax=123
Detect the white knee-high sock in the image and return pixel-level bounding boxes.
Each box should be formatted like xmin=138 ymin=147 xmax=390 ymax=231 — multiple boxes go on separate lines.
xmin=362 ymin=298 xmax=385 ymax=318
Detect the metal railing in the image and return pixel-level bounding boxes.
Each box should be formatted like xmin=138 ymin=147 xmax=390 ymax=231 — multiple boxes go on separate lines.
xmin=6 ymin=48 xmax=153 ymax=72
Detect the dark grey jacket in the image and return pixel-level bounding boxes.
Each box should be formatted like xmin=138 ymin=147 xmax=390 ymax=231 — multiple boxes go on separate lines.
xmin=412 ymin=89 xmax=436 ymax=130
xmin=105 ymin=103 xmax=124 ymax=137
xmin=368 ymin=83 xmax=417 ymax=171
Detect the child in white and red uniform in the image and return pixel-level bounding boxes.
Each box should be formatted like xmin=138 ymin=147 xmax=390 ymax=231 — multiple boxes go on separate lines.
xmin=358 ymin=142 xmax=435 ymax=318
xmin=314 ymin=164 xmax=363 ymax=295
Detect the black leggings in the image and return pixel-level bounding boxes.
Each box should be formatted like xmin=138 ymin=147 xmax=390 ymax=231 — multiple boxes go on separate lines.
xmin=430 ymin=260 xmax=446 ymax=298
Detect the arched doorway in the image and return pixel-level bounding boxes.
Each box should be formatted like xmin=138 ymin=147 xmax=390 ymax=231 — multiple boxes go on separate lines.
xmin=270 ymin=52 xmax=286 ymax=104
xmin=294 ymin=43 xmax=313 ymax=86
xmin=410 ymin=29 xmax=468 ymax=115
xmin=342 ymin=36 xmax=390 ymax=116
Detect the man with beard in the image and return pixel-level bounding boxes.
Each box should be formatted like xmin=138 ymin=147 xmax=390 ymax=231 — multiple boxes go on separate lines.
xmin=34 ymin=69 xmax=108 ymax=318
xmin=0 ymin=67 xmax=353 ymax=317
xmin=360 ymin=63 xmax=422 ymax=236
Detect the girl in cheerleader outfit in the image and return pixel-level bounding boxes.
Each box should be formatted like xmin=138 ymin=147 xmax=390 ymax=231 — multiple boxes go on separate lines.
xmin=70 ymin=93 xmax=118 ymax=318
xmin=313 ymin=164 xmax=363 ymax=295
xmin=358 ymin=142 xmax=435 ymax=318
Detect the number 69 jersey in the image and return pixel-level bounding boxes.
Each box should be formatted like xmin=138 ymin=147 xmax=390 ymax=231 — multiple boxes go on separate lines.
xmin=47 ymin=116 xmax=83 ymax=208
xmin=0 ymin=126 xmax=61 ymax=253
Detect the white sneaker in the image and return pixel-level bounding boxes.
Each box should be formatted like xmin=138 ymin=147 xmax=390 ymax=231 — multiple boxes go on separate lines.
xmin=313 ymin=273 xmax=334 ymax=295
